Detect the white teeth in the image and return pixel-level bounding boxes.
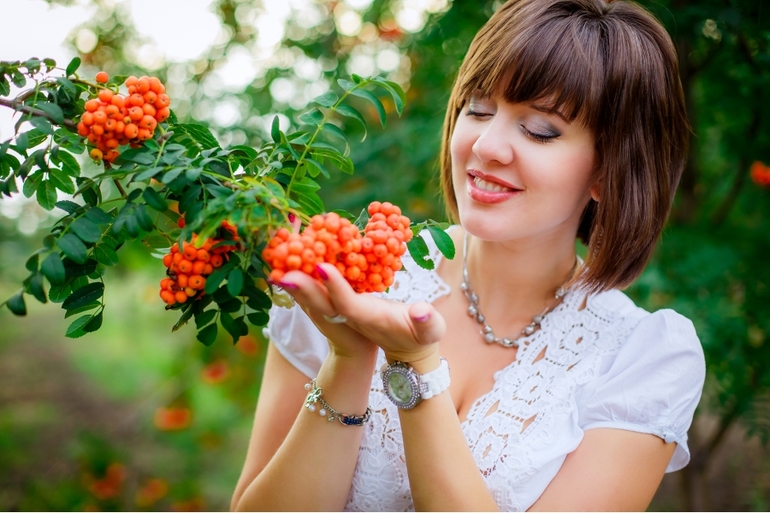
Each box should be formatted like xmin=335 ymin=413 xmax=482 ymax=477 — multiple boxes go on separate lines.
xmin=473 ymin=176 xmax=512 ymax=193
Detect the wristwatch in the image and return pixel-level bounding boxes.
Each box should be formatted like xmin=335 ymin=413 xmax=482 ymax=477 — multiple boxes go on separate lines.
xmin=380 ymin=358 xmax=450 ymax=410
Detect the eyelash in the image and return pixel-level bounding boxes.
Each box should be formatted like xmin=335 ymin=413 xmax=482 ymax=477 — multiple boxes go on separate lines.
xmin=466 ymin=109 xmax=559 ymax=144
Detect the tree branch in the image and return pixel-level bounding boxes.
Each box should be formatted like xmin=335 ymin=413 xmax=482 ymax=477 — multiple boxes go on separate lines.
xmin=0 ymin=97 xmax=77 ymax=131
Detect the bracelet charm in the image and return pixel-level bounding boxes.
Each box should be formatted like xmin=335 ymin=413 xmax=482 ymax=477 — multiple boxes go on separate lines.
xmin=304 ymin=379 xmax=372 ymax=426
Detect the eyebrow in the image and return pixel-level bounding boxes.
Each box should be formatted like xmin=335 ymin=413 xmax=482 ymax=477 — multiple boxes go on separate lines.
xmin=527 ymin=103 xmax=569 ymax=123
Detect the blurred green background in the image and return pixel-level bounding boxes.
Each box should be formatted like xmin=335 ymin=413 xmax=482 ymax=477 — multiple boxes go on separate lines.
xmin=1 ymin=0 xmax=769 ymax=510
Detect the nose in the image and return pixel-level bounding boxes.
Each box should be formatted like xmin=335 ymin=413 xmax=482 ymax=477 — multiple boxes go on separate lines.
xmin=471 ymin=118 xmax=514 ymax=166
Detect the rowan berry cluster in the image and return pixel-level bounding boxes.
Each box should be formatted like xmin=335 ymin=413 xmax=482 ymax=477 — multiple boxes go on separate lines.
xmin=263 ymin=201 xmax=412 ymax=293
xmin=77 ymin=72 xmax=171 ymax=164
xmin=751 ymin=161 xmax=770 ymax=187
xmin=158 ymin=220 xmax=239 ymax=306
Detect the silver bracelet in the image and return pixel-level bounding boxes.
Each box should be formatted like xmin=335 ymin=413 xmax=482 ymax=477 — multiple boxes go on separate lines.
xmin=303 ymin=379 xmax=372 ymax=426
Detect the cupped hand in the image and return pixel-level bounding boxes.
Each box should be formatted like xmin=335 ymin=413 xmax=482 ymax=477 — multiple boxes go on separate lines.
xmin=277 ymin=263 xmax=446 ymax=368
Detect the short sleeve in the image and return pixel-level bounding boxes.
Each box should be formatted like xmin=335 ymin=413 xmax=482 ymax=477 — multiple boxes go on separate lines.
xmin=578 ymin=309 xmax=706 ymax=472
xmin=263 ymin=302 xmax=329 ymax=379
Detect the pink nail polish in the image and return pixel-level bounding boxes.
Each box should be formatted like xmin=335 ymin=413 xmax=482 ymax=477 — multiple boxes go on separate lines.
xmin=316 ymin=265 xmax=329 ymax=281
xmin=413 ymin=313 xmax=431 ymax=323
xmin=288 ymin=212 xmax=296 ymax=223
xmin=277 ymin=281 xmax=298 ymax=290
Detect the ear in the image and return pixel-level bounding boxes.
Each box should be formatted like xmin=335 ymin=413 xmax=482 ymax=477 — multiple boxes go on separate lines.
xmin=589 ymin=181 xmax=601 ymax=202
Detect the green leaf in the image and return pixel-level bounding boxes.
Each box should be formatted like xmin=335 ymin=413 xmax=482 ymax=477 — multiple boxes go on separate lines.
xmin=195 ymin=309 xmax=217 ymax=329
xmin=336 ymin=104 xmax=367 ymax=140
xmin=321 ymin=122 xmax=347 ymax=142
xmin=93 ymin=244 xmax=119 ymax=266
xmin=135 ymin=204 xmax=154 ymax=231
xmin=305 ymin=158 xmax=329 ymax=179
xmin=82 ymin=310 xmax=103 ymax=333
xmin=314 ymin=90 xmax=339 ymax=108
xmin=373 ymin=78 xmax=406 ymax=116
xmin=178 ymin=123 xmax=220 ymax=150
xmin=56 ymin=77 xmax=76 ymax=96
xmin=49 ymin=168 xmax=75 ymax=194
xmin=406 ymin=235 xmax=434 ymax=270
xmin=70 ymin=217 xmax=102 ymax=243
xmin=171 ymin=305 xmax=195 ymax=332
xmin=27 ymin=273 xmax=47 ymax=303
xmin=197 ymin=323 xmax=218 ymax=346
xmin=65 ymin=56 xmax=81 ymax=76
xmin=134 ymin=166 xmax=163 ymax=181
xmin=55 ymin=200 xmax=80 ymax=214
xmin=161 ymin=167 xmax=184 ymax=184
xmin=299 ymin=108 xmax=324 ymax=126
xmin=271 ymin=116 xmax=281 ymax=143
xmin=292 ymin=189 xmax=325 ymax=216
xmin=63 ymin=258 xmax=97 ymax=279
xmin=354 ymin=208 xmax=370 ymax=230
xmin=57 ymin=150 xmax=80 ymax=177
xmin=30 ymin=117 xmax=53 ymax=135
xmin=25 ymin=253 xmax=40 ymax=272
xmin=205 ymin=268 xmax=229 ymax=294
xmin=220 ymin=312 xmax=247 ymax=342
xmin=351 ymin=89 xmax=386 ymax=127
xmin=337 ymin=78 xmax=356 ymax=91
xmin=143 ymin=187 xmax=168 ymax=211
xmin=245 ymin=288 xmax=271 ymax=311
xmin=36 ymin=102 xmax=64 ymax=124
xmin=48 ymin=284 xmax=71 ymax=303
xmin=65 ymin=315 xmax=91 ymax=338
xmin=62 ymin=282 xmax=104 ymax=311
xmin=41 ymin=253 xmax=66 ymax=285
xmin=426 ymin=225 xmax=455 ymax=260
xmin=22 ymin=171 xmax=43 ymax=198
xmin=247 ymin=311 xmax=269 ymax=326
xmin=7 ymin=291 xmax=27 ymax=316
xmin=58 ymin=234 xmax=88 ymax=264
xmin=36 ymin=180 xmax=58 ymax=210
xmin=227 ymin=268 xmax=244 ymax=297
xmin=84 ymin=206 xmax=113 ymax=225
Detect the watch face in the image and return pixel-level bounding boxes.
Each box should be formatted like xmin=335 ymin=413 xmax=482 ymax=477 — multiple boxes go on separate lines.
xmin=387 ymin=372 xmax=413 ymax=404
xmin=381 ymin=363 xmax=421 ymax=409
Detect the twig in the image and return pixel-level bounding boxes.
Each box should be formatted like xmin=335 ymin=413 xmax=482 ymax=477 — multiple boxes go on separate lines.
xmin=0 ymin=97 xmax=77 ymax=130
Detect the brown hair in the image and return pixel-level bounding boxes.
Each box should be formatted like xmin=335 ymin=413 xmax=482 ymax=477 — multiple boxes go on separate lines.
xmin=440 ymin=0 xmax=689 ymax=293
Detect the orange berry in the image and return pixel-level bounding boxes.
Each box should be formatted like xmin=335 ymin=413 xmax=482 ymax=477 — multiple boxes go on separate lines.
xmin=85 ymin=99 xmax=100 ymax=112
xmin=155 ymin=107 xmax=170 ymax=122
xmin=210 ymin=254 xmax=223 ymax=268
xmin=174 ymin=291 xmax=188 ymax=304
xmin=345 ymin=266 xmax=361 ymax=281
xmin=91 ymin=124 xmax=104 ymax=136
xmin=128 ymin=106 xmax=144 ymax=121
xmin=143 ymin=91 xmax=157 ymax=104
xmin=192 ymin=261 xmax=206 ymax=275
xmin=90 ymin=148 xmax=103 ymax=161
xmin=161 ymin=290 xmax=176 ymax=305
xmin=77 ymin=122 xmax=90 ymax=137
xmin=173 ymin=252 xmax=184 ymax=265
xmin=171 ymin=243 xmax=179 ymax=254
xmin=98 ymin=89 xmax=113 ymax=103
xmin=125 ymin=76 xmax=138 ymax=88
xmin=196 ymin=249 xmax=210 ymax=262
xmin=183 ymin=244 xmax=198 ymax=260
xmin=104 ymin=119 xmax=117 ymax=132
xmin=137 ymin=77 xmax=151 ymax=94
xmin=203 ymin=263 xmax=213 ymax=274
xmin=114 ymin=120 xmax=125 ymax=135
xmin=142 ymin=103 xmax=157 ymax=117
xmin=368 ymin=201 xmax=382 ymax=215
xmin=178 ymin=259 xmax=193 ymax=273
xmin=286 ymin=254 xmax=302 ymax=270
xmin=189 ymin=275 xmax=206 ymax=290
xmin=104 ymin=150 xmax=119 ymax=163
xmin=184 ymin=287 xmax=196 ymax=297
xmin=140 ymin=115 xmax=157 ymax=131
xmin=137 ymin=128 xmax=152 ymax=141
xmin=93 ymin=110 xmax=107 ymax=124
xmin=163 ymin=253 xmax=173 ymax=267
xmin=95 ymin=71 xmax=109 ymax=83
xmin=124 ymin=123 xmax=139 ymax=139
xmin=105 ymin=137 xmax=119 ymax=149
xmin=177 ymin=274 xmax=189 ymax=288
xmin=111 ymin=95 xmax=126 ymax=109
xmin=149 ymin=77 xmax=163 ymax=94
xmin=129 ymin=93 xmax=145 ymax=106
xmin=155 ymin=94 xmax=171 ymax=109
xmin=81 ymin=111 xmax=95 ymax=126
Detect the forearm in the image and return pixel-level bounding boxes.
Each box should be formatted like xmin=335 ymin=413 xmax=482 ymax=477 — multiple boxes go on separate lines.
xmin=234 ymin=350 xmax=376 ymax=511
xmin=398 ymin=357 xmax=498 ymax=511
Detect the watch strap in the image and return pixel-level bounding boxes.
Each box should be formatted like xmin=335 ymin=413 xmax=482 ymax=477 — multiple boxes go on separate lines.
xmin=419 ymin=357 xmax=450 ymax=399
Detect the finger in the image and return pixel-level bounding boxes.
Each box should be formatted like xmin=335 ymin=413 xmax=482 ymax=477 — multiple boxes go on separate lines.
xmin=271 ymin=270 xmax=337 ymax=317
xmin=408 ymin=301 xmax=446 ymax=345
xmin=315 ymin=262 xmax=372 ymax=317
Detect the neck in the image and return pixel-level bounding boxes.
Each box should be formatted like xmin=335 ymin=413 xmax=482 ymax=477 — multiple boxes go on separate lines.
xmin=462 ymin=231 xmax=577 ymax=330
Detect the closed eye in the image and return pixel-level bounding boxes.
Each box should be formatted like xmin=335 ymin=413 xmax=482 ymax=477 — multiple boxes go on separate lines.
xmin=521 ymin=125 xmax=559 ymax=143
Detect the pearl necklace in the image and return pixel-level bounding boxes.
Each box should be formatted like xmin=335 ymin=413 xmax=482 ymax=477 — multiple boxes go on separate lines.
xmin=460 ymin=232 xmax=569 ymax=349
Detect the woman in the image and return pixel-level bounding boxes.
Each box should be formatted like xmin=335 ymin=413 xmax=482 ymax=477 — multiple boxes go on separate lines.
xmin=231 ymin=0 xmax=706 ymax=510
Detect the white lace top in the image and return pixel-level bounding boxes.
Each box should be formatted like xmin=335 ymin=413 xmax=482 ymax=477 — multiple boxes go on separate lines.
xmin=265 ymin=230 xmax=706 ymax=512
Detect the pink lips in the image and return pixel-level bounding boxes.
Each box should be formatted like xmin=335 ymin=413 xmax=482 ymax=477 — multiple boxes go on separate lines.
xmin=466 ymin=169 xmax=521 ymax=204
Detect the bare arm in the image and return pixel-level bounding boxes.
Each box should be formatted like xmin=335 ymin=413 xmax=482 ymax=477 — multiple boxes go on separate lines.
xmin=231 ymin=342 xmax=377 ymax=511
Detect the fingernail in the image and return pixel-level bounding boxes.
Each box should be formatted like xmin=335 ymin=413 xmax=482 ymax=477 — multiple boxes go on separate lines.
xmin=413 ymin=313 xmax=431 ymax=323
xmin=288 ymin=212 xmax=296 ymax=223
xmin=277 ymin=281 xmax=298 ymax=290
xmin=316 ymin=265 xmax=329 ymax=281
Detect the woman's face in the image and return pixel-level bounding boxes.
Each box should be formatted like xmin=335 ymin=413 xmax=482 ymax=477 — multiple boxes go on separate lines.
xmin=450 ymin=94 xmax=598 ymax=245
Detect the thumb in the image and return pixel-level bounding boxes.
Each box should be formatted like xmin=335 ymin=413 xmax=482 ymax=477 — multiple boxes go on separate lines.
xmin=408 ymin=302 xmax=446 ymax=345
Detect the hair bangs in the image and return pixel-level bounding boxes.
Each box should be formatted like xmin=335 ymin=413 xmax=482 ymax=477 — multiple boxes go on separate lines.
xmin=455 ymin=2 xmax=606 ymax=130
